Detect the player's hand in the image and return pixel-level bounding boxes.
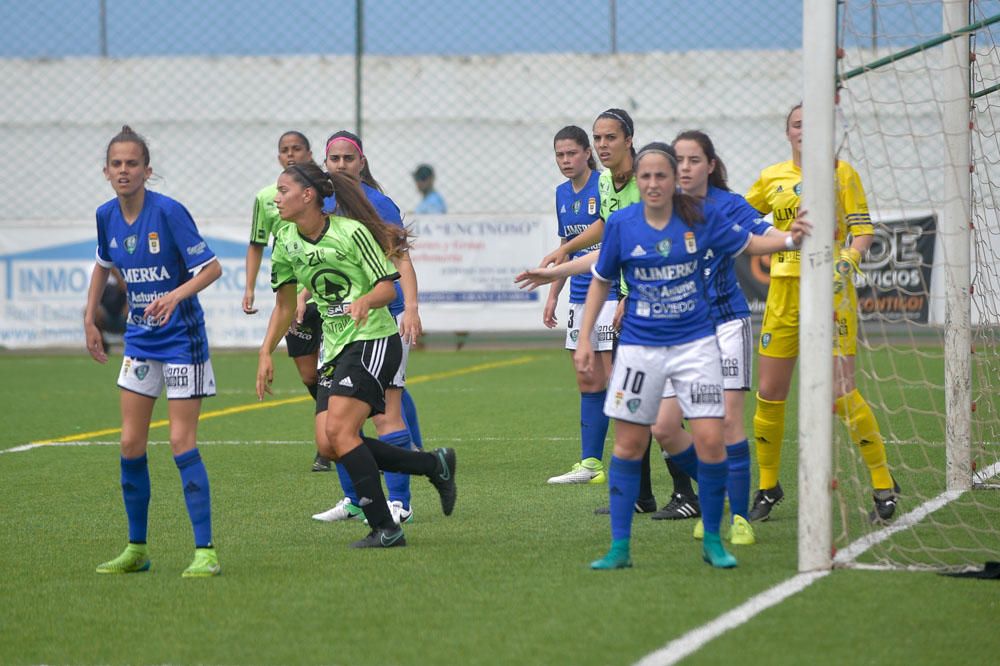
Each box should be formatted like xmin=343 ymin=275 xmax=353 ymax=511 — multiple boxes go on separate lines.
xmin=542 ymin=300 xmax=558 ymax=328
xmin=84 ymin=322 xmax=108 ymax=364
xmin=514 ymin=267 xmax=559 ymax=291
xmin=242 ymin=291 xmax=258 ymax=315
xmin=144 ymin=292 xmax=180 ymax=326
xmin=612 ymin=299 xmax=626 ymax=332
xmin=538 ymin=247 xmax=567 ymax=268
xmin=789 ymin=209 xmax=812 ymax=248
xmin=256 ymin=352 xmax=274 ymax=400
xmin=399 ymin=307 xmax=422 ymax=345
xmin=836 ymin=247 xmax=863 ymax=276
xmin=573 ymin=342 xmax=595 ymax=375
xmin=347 ymin=298 xmax=371 ymax=329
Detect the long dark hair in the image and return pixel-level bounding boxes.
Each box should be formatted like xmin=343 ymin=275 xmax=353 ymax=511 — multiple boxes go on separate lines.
xmin=106 ymin=125 xmax=150 ymax=166
xmin=325 ymin=130 xmax=382 ymax=192
xmin=553 ymin=125 xmax=597 ymax=171
xmin=595 ymin=108 xmax=637 ymax=160
xmin=634 ymin=142 xmax=703 ymax=227
xmin=672 ymin=130 xmax=729 ymax=192
xmin=283 ymin=162 xmax=408 ymax=258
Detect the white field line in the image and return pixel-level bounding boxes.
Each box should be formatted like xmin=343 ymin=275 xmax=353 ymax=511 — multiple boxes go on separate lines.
xmin=0 ymin=435 xmax=577 ymax=455
xmin=634 ymin=459 xmax=1000 ymax=666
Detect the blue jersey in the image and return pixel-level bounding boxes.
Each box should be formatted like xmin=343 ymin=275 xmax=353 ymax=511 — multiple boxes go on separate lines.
xmin=702 ymin=186 xmax=772 ymax=323
xmin=95 ymin=190 xmax=217 ymax=363
xmin=325 ymin=182 xmax=406 ymax=316
xmin=555 ymin=171 xmax=615 ymax=304
xmin=593 ymin=202 xmax=751 ymax=347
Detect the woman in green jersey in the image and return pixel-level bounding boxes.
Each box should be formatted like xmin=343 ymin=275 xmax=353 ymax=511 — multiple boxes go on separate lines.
xmin=256 ymin=163 xmax=457 ymax=549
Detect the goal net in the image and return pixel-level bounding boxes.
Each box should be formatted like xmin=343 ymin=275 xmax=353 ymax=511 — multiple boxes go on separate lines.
xmin=831 ymin=0 xmax=1000 ymax=571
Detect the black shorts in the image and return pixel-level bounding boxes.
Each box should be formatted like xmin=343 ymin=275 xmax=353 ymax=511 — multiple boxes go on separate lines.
xmin=285 ymin=302 xmax=322 ymax=358
xmin=315 ymin=335 xmax=403 ymax=417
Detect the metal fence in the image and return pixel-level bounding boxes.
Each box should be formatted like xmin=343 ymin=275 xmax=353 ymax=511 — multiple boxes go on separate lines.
xmin=3 ymin=0 xmax=807 ymax=225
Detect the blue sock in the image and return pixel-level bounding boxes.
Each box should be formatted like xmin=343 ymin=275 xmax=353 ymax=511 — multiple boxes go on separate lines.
xmin=401 ymin=389 xmax=423 ymax=449
xmin=726 ymin=440 xmax=751 ymax=520
xmin=174 ymin=448 xmax=213 ymax=548
xmin=671 ymin=444 xmax=699 ymax=479
xmin=335 ymin=462 xmax=359 ymax=504
xmin=608 ymin=456 xmax=642 ymax=540
xmin=381 ymin=429 xmax=412 ymax=508
xmin=120 ymin=454 xmax=150 ymax=543
xmin=580 ymin=391 xmax=609 ymax=461
xmin=698 ymin=459 xmax=729 ymax=536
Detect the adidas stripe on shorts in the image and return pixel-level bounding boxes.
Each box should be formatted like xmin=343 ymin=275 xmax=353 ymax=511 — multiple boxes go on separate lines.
xmin=316 ymin=334 xmax=403 ymax=417
xmin=118 ymin=355 xmax=216 ymax=399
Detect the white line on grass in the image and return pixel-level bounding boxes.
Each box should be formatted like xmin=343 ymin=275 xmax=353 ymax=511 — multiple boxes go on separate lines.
xmin=0 ymin=435 xmax=578 ymax=455
xmin=633 ymin=459 xmax=1000 ymax=666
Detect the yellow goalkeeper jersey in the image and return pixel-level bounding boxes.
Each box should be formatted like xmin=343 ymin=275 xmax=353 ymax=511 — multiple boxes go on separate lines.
xmin=745 ymin=159 xmax=873 ymax=278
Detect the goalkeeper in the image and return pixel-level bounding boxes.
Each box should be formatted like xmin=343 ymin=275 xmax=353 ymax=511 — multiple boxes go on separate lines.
xmin=744 ymin=103 xmax=898 ymax=524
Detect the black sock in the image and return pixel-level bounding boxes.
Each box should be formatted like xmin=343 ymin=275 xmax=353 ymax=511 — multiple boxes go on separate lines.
xmin=639 ymin=440 xmax=654 ymax=502
xmin=306 ymin=382 xmax=318 ymax=400
xmin=363 ymin=437 xmax=436 ymax=476
xmin=665 ymin=456 xmax=695 ymax=497
xmin=338 ymin=445 xmax=393 ymax=530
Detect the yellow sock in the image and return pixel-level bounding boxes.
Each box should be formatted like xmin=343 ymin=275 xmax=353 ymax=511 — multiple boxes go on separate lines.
xmin=753 ymin=393 xmax=786 ymax=490
xmin=835 ymin=389 xmax=893 ymax=490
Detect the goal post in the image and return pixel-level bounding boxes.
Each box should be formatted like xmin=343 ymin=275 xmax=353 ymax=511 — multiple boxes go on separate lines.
xmin=803 ymin=0 xmax=1000 ymax=572
xmin=798 ymin=0 xmax=838 ymax=573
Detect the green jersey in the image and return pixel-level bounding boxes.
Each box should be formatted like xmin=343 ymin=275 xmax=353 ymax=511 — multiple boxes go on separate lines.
xmin=250 ymin=184 xmax=296 ymax=246
xmin=270 ymin=216 xmax=401 ymax=363
xmin=598 ymin=169 xmax=640 ymax=222
xmin=598 ymin=169 xmax=639 ymax=296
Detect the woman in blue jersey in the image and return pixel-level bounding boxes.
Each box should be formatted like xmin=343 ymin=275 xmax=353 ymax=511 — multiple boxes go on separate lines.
xmin=650 ymin=131 xmax=778 ymax=546
xmin=311 ymin=130 xmax=425 ymax=526
xmin=543 ymin=125 xmax=617 ymax=486
xmin=519 ymin=142 xmax=808 ymax=568
xmin=256 ymin=163 xmax=456 ymax=548
xmin=84 ymin=126 xmax=223 ymax=578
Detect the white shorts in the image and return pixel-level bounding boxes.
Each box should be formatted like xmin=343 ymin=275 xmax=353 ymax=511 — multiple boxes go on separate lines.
xmin=662 ymin=316 xmax=753 ymax=397
xmin=606 ymin=338 xmax=725 ymax=424
xmin=565 ymin=300 xmax=617 ymax=352
xmin=390 ymin=313 xmax=410 ymax=388
xmin=118 ymin=356 xmax=217 ymax=400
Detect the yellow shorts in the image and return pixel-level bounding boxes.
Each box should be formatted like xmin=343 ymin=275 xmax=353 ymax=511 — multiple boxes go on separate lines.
xmin=758 ymin=276 xmax=857 ymax=358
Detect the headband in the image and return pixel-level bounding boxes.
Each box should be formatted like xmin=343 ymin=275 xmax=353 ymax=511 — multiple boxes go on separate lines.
xmin=290 ymin=164 xmax=323 ymax=193
xmin=635 ymin=147 xmax=677 ymax=168
xmin=600 ymin=111 xmax=633 ymax=137
xmin=326 ymin=136 xmax=364 ymax=157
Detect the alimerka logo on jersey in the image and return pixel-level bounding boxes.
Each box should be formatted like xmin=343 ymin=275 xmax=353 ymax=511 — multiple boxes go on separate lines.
xmin=121 ymin=266 xmax=171 ymax=283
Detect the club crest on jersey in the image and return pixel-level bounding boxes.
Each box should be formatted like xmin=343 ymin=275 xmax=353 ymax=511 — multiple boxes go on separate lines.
xmin=614 ymin=390 xmax=624 ymax=407
xmin=570 ymin=330 xmax=579 ymax=342
xmin=626 ymin=398 xmax=641 ymax=413
xmin=148 ymin=232 xmax=160 ymax=254
xmin=573 ymin=200 xmax=581 ymax=214
xmin=655 ymin=239 xmax=672 ymax=257
xmin=793 ymin=182 xmax=802 ymax=196
xmin=684 ymin=232 xmax=697 ymax=254
xmin=124 ymin=235 xmax=138 ymax=255
xmin=134 ymin=364 xmax=150 ymax=380
xmin=588 ymin=197 xmax=597 ymax=215
xmin=761 ymin=333 xmax=772 ymax=349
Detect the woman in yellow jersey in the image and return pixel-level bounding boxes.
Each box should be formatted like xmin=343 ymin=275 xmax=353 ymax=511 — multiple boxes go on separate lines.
xmin=745 ymin=104 xmax=897 ymax=523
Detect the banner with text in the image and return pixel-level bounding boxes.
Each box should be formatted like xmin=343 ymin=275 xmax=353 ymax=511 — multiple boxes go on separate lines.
xmin=0 ymin=214 xmax=558 ymax=349
xmin=735 ymin=213 xmax=938 ymax=324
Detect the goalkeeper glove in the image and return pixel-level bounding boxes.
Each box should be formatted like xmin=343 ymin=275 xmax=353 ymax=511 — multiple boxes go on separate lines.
xmin=835 ymin=247 xmax=863 ymax=277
